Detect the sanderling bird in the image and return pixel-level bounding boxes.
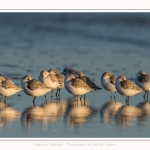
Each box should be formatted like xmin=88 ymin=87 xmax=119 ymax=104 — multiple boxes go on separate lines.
xmin=0 ymin=74 xmax=13 ymax=100
xmin=38 ymin=70 xmax=61 ymax=99
xmin=48 ymin=68 xmax=65 ymax=98
xmin=78 ymin=73 xmax=102 ymax=99
xmin=135 ymin=70 xmax=150 ymax=100
xmin=62 ymin=67 xmax=100 ymax=99
xmin=0 ymin=75 xmax=7 ymax=83
xmin=101 ymin=71 xmax=117 ymax=99
xmin=0 ymin=78 xmax=22 ymax=102
xmin=64 ymin=73 xmax=102 ymax=102
xmin=62 ymin=67 xmax=86 ymax=78
xmin=0 ymin=74 xmax=12 ymax=83
xmin=75 ymin=71 xmax=96 ymax=85
xmin=115 ymin=75 xmax=143 ymax=105
xmin=62 ymin=67 xmax=96 ymax=83
xmin=21 ymin=75 xmax=52 ymax=106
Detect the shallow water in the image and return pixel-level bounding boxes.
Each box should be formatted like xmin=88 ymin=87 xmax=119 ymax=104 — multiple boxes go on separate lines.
xmin=0 ymin=13 xmax=150 ymax=137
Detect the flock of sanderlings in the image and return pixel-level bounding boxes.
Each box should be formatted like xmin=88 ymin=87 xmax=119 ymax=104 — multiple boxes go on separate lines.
xmin=0 ymin=67 xmax=149 ymax=107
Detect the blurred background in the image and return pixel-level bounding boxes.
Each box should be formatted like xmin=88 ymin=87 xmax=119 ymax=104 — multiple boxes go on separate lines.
xmin=0 ymin=13 xmax=150 ymax=137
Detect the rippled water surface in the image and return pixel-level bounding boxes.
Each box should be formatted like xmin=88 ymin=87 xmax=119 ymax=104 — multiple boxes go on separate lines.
xmin=0 ymin=13 xmax=150 ymax=137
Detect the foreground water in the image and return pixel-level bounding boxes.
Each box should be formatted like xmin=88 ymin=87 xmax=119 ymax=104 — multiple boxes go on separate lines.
xmin=0 ymin=13 xmax=150 ymax=137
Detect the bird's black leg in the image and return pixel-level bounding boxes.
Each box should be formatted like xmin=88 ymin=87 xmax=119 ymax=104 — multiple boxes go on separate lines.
xmin=4 ymin=96 xmax=7 ymax=108
xmin=80 ymin=95 xmax=82 ymax=100
xmin=84 ymin=94 xmax=86 ymax=106
xmin=56 ymin=89 xmax=58 ymax=98
xmin=45 ymin=95 xmax=47 ymax=103
xmin=110 ymin=92 xmax=112 ymax=100
xmin=114 ymin=91 xmax=116 ymax=99
xmin=33 ymin=96 xmax=36 ymax=107
xmin=51 ymin=90 xmax=53 ymax=99
xmin=76 ymin=95 xmax=78 ymax=101
xmin=79 ymin=95 xmax=82 ymax=105
xmin=125 ymin=96 xmax=129 ymax=105
xmin=127 ymin=96 xmax=129 ymax=105
xmin=143 ymin=91 xmax=148 ymax=102
xmin=146 ymin=91 xmax=149 ymax=102
xmin=4 ymin=96 xmax=7 ymax=102
xmin=58 ymin=89 xmax=60 ymax=100
xmin=58 ymin=89 xmax=60 ymax=97
xmin=143 ymin=91 xmax=147 ymax=99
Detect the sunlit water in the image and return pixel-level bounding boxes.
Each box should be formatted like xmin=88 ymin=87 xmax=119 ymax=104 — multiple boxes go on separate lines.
xmin=0 ymin=13 xmax=150 ymax=137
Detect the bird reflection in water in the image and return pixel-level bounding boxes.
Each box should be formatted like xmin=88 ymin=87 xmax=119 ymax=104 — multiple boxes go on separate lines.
xmin=137 ymin=101 xmax=150 ymax=125
xmin=42 ymin=100 xmax=68 ymax=122
xmin=21 ymin=100 xmax=68 ymax=128
xmin=116 ymin=104 xmax=142 ymax=126
xmin=21 ymin=106 xmax=47 ymax=128
xmin=64 ymin=98 xmax=96 ymax=128
xmin=0 ymin=101 xmax=20 ymax=128
xmin=100 ymin=99 xmax=123 ymax=124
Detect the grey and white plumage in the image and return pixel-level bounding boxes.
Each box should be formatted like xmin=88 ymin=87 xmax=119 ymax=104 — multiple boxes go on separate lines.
xmin=101 ymin=71 xmax=117 ymax=98
xmin=62 ymin=67 xmax=95 ymax=82
xmin=48 ymin=68 xmax=65 ymax=98
xmin=115 ymin=75 xmax=143 ymax=105
xmin=62 ymin=67 xmax=86 ymax=77
xmin=0 ymin=78 xmax=22 ymax=102
xmin=76 ymin=71 xmax=100 ymax=89
xmin=62 ymin=67 xmax=102 ymax=101
xmin=0 ymin=74 xmax=12 ymax=83
xmin=0 ymin=75 xmax=6 ymax=83
xmin=135 ymin=70 xmax=150 ymax=99
xmin=64 ymin=73 xmax=102 ymax=101
xmin=62 ymin=67 xmax=102 ymax=90
xmin=21 ymin=75 xmax=52 ymax=106
xmin=38 ymin=70 xmax=61 ymax=99
xmin=39 ymin=70 xmax=59 ymax=87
